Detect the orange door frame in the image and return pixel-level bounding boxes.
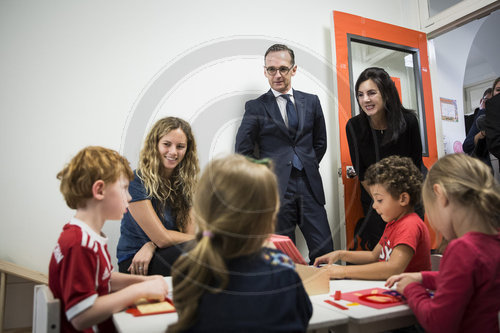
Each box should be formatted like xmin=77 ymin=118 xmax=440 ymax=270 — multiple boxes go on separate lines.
xmin=333 ymin=11 xmax=440 ymax=250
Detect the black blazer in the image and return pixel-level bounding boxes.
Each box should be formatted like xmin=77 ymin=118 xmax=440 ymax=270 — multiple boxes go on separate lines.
xmin=235 ymin=89 xmax=327 ymax=205
xmin=485 ymin=93 xmax=500 ymax=163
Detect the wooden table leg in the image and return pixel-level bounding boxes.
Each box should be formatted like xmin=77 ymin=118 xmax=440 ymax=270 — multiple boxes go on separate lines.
xmin=0 ymin=271 xmax=6 ymax=333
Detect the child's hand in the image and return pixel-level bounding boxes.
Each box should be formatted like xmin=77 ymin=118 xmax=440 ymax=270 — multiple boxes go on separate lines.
xmin=314 ymin=251 xmax=341 ymax=266
xmin=129 ymin=242 xmax=156 ymax=275
xmin=322 ymin=264 xmax=347 ymax=279
xmin=385 ymin=272 xmax=422 ymax=294
xmin=137 ymin=276 xmax=169 ymax=301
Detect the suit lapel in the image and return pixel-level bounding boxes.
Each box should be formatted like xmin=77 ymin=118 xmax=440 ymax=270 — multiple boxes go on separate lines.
xmin=293 ymin=89 xmax=306 ymax=138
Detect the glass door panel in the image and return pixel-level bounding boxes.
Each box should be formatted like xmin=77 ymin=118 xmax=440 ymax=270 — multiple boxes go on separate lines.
xmin=348 ymin=37 xmax=428 ymax=155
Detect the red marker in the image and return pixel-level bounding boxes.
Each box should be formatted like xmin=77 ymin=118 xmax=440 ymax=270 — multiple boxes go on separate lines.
xmin=324 ymin=299 xmax=348 ymax=310
xmin=334 ymin=290 xmax=341 ymax=300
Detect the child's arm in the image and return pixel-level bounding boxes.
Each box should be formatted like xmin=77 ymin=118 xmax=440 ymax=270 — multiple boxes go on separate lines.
xmin=397 ymin=259 xmax=473 ymax=332
xmin=385 ymin=272 xmax=423 ymax=293
xmin=324 ymin=244 xmax=414 ymax=280
xmin=70 ymin=275 xmax=168 ymax=331
xmin=385 ymin=271 xmax=438 ymax=293
xmin=110 ymin=271 xmax=161 ymax=291
xmin=314 ymin=245 xmax=380 ymax=266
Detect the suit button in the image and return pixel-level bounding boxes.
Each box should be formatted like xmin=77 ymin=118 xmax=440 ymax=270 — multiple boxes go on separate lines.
xmin=287 ymin=161 xmax=292 ymax=166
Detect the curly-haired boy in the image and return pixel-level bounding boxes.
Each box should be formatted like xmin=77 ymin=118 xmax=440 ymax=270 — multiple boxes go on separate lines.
xmin=315 ymin=155 xmax=431 ymax=280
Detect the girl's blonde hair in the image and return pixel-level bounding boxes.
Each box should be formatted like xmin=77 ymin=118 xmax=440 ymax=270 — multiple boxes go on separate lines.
xmin=422 ymin=153 xmax=500 ymax=229
xmin=168 ymin=155 xmax=279 ymax=332
xmin=138 ymin=117 xmax=199 ymax=232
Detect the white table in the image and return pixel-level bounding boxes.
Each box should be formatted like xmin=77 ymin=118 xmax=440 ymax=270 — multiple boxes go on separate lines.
xmin=113 ymin=304 xmax=349 ymax=333
xmin=309 ymin=280 xmax=416 ymax=333
xmin=113 ymin=278 xmax=415 ymax=333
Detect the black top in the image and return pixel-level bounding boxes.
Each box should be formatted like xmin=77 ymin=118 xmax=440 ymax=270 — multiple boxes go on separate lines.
xmin=183 ymin=248 xmax=312 ymax=333
xmin=485 ymin=93 xmax=500 ymax=163
xmin=346 ymin=111 xmax=424 ymax=182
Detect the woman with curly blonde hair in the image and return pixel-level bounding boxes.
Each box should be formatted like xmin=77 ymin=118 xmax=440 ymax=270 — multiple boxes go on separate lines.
xmin=117 ymin=117 xmax=199 ymax=276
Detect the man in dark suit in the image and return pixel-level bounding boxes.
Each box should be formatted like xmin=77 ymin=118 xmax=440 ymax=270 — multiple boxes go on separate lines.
xmin=235 ymin=44 xmax=333 ymax=262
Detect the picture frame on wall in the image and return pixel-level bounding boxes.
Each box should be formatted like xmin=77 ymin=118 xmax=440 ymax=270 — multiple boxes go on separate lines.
xmin=440 ymin=97 xmax=458 ymax=122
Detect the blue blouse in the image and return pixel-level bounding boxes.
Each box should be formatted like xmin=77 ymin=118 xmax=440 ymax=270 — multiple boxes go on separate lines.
xmin=117 ymin=170 xmax=178 ymax=263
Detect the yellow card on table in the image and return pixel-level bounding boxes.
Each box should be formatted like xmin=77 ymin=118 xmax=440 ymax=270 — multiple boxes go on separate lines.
xmin=137 ymin=301 xmax=175 ymax=314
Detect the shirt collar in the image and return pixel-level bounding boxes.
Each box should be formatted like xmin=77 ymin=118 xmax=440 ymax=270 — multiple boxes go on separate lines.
xmin=271 ymin=87 xmax=293 ymax=98
xmin=70 ymin=216 xmax=108 ymax=244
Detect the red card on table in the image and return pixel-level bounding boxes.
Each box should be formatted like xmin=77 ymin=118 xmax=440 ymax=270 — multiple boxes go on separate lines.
xmin=341 ymin=288 xmax=405 ymax=309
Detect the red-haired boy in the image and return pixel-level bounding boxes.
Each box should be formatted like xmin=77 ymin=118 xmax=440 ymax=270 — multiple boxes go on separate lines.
xmin=50 ymin=146 xmax=168 ymax=332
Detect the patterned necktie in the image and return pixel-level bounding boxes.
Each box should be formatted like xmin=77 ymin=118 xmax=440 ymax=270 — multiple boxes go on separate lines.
xmin=281 ymin=94 xmax=303 ymax=170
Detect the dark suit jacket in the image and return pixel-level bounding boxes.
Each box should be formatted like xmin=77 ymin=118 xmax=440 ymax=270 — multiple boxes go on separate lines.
xmin=485 ymin=93 xmax=500 ymax=163
xmin=235 ymin=89 xmax=327 ymax=205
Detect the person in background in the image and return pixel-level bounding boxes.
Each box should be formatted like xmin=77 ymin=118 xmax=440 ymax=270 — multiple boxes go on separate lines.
xmin=386 ymin=153 xmax=500 ymax=333
xmin=117 ymin=117 xmax=199 ymax=276
xmin=169 ymin=155 xmax=312 ymax=332
xmin=464 ymin=88 xmax=492 ymax=134
xmin=346 ymin=67 xmax=425 ymax=251
xmin=315 ymin=155 xmax=430 ymax=280
xmin=50 ymin=146 xmax=169 ymax=332
xmin=235 ymin=43 xmax=333 ymax=263
xmin=485 ymin=77 xmax=500 ymax=173
xmin=462 ymin=87 xmax=493 ymax=168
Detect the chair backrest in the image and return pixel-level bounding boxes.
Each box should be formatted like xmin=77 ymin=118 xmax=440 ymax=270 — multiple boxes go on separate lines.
xmin=430 ymin=254 xmax=442 ymax=271
xmin=33 ymin=284 xmax=60 ymax=333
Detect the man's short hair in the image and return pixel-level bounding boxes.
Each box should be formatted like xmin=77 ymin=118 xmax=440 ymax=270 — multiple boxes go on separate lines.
xmin=264 ymin=44 xmax=295 ymax=65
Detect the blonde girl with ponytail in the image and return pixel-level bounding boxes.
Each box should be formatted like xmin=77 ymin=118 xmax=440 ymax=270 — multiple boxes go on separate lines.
xmin=386 ymin=153 xmax=500 ymax=333
xmin=169 ymin=154 xmax=312 ymax=332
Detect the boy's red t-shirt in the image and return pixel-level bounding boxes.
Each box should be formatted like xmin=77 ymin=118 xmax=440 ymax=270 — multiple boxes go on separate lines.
xmin=378 ymin=212 xmax=431 ymax=272
xmin=49 ymin=217 xmax=116 ymax=333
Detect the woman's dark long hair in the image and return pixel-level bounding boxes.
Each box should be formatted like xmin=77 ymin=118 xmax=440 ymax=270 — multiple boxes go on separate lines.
xmin=355 ymin=67 xmax=415 ymax=145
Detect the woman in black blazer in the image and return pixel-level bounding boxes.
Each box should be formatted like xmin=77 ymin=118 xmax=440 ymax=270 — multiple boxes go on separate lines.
xmin=346 ymin=67 xmax=424 ymax=250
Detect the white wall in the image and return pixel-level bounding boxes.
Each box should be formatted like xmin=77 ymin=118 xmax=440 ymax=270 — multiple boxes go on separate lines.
xmin=463 ymin=10 xmax=500 ymax=114
xmin=433 ymin=23 xmax=481 ymax=153
xmin=0 ymin=0 xmax=421 ymax=275
xmin=464 ymin=10 xmax=500 ymax=87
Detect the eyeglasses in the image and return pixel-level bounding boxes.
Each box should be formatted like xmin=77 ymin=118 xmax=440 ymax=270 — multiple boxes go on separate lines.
xmin=264 ymin=65 xmax=294 ymax=76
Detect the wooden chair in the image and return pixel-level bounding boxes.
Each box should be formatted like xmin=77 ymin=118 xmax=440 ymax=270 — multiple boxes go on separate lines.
xmin=33 ymin=284 xmax=60 ymax=333
xmin=430 ymin=253 xmax=442 ymax=271
xmin=0 ymin=260 xmax=48 ymax=331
